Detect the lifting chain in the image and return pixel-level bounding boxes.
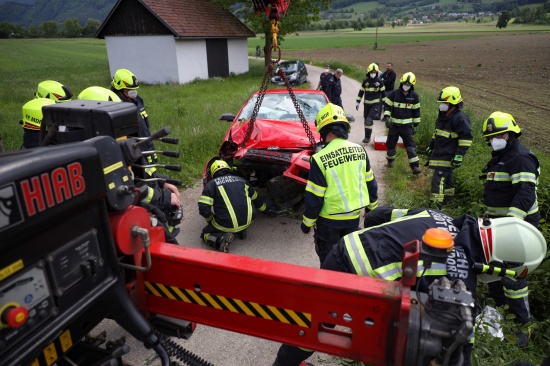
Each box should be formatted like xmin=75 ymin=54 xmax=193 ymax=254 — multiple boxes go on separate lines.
xmin=241 ymin=19 xmax=316 ymax=149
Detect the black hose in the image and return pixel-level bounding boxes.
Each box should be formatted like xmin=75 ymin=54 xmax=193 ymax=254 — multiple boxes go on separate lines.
xmin=161 ymin=337 xmax=215 ymax=366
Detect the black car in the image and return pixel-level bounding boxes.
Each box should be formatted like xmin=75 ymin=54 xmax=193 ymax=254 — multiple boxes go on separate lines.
xmin=271 ymin=60 xmax=308 ymax=86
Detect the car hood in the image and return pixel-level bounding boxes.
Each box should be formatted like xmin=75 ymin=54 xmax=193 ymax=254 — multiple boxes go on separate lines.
xmin=224 ymin=118 xmax=319 ymax=151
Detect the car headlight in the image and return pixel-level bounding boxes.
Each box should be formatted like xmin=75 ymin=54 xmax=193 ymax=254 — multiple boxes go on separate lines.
xmin=289 ymin=73 xmax=297 ymax=80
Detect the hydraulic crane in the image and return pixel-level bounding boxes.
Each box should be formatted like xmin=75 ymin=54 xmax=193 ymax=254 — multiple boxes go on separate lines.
xmin=0 ymin=100 xmax=473 ymax=366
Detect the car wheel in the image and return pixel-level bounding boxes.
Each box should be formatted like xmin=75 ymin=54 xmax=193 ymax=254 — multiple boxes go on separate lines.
xmin=267 ymin=176 xmax=304 ymax=205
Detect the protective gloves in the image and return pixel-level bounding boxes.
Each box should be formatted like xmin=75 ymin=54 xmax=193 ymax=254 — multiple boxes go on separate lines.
xmin=301 ymin=222 xmax=311 ymax=234
xmin=356 ymin=102 xmax=360 ymax=111
xmin=426 ymin=146 xmax=433 ymax=156
xmin=384 ymin=116 xmax=392 ymax=129
xmin=452 ymin=155 xmax=463 ymax=168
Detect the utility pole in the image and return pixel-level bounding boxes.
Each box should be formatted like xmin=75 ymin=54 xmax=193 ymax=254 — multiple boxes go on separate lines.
xmin=374 ymin=7 xmax=379 ymax=50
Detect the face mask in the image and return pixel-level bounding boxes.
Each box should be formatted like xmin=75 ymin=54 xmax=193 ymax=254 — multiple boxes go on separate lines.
xmin=402 ymin=85 xmax=410 ymax=92
xmin=439 ymin=103 xmax=449 ymax=112
xmin=325 ymin=68 xmax=330 ymax=73
xmin=127 ymin=89 xmax=138 ymax=99
xmin=491 ymin=138 xmax=507 ymax=151
xmin=369 ymin=73 xmax=376 ymax=78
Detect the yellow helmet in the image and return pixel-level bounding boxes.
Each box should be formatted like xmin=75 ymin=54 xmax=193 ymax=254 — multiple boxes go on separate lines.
xmin=367 ymin=63 xmax=379 ymax=74
xmin=111 ymin=69 xmax=139 ymax=90
xmin=21 ymin=98 xmax=56 ymax=130
xmin=437 ymin=86 xmax=463 ymax=105
xmin=210 ymin=160 xmax=230 ymax=176
xmin=78 ymin=86 xmax=122 ymax=102
xmin=400 ymin=72 xmax=416 ymax=86
xmin=315 ymin=103 xmax=350 ymax=134
xmin=482 ymin=111 xmax=521 ymax=139
xmin=35 ymin=80 xmax=73 ymax=102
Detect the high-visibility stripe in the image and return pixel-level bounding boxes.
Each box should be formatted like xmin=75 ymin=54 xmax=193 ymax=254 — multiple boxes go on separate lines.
xmin=145 ymin=281 xmax=311 ymax=328
xmin=199 ymin=195 xmax=214 ymax=205
xmin=305 ymin=180 xmax=326 ymax=197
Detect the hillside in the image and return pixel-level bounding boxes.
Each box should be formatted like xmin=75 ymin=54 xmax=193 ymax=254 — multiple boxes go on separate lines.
xmin=0 ymin=0 xmax=116 ymax=27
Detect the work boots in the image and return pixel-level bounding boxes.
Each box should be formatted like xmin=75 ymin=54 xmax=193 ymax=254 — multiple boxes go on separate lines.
xmin=411 ymin=164 xmax=421 ymax=175
xmin=362 ymin=129 xmax=371 ymax=144
xmin=217 ymin=233 xmax=233 ymax=253
xmin=387 ymin=159 xmax=394 ymax=168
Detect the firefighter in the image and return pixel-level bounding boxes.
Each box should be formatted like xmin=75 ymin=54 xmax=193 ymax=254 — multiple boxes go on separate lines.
xmin=110 ymin=68 xmax=182 ymax=241
xmin=199 ymin=160 xmax=268 ymax=252
xmin=426 ymin=86 xmax=472 ymax=208
xmin=21 ymin=80 xmax=73 ymax=149
xmin=356 ymin=63 xmax=386 ymax=144
xmin=77 ymin=85 xmax=182 ymax=242
xmin=383 ymin=72 xmax=421 ymax=174
xmin=35 ymin=80 xmax=73 ymax=102
xmin=77 ymin=86 xmax=121 ymax=102
xmin=481 ymin=111 xmax=541 ymax=347
xmin=301 ymin=103 xmax=378 ymax=266
xmin=19 ymin=98 xmax=55 ymax=149
xmin=273 ymin=206 xmax=547 ymax=366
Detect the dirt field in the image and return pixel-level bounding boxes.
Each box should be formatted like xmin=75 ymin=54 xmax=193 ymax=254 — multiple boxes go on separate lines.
xmin=285 ymin=33 xmax=550 ymax=153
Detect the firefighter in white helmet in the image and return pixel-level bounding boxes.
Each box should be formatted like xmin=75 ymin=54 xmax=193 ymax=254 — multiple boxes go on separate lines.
xmin=273 ymin=206 xmax=546 ymax=366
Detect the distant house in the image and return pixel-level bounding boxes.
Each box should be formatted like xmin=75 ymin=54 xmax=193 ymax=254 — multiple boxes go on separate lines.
xmin=96 ymin=0 xmax=255 ymax=84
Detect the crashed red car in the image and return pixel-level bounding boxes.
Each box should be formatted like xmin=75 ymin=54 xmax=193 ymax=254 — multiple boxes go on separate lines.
xmin=204 ymin=89 xmax=334 ymax=208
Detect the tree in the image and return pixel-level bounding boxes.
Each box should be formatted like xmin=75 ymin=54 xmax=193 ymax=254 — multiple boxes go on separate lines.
xmin=496 ymin=11 xmax=511 ymax=29
xmin=40 ymin=21 xmax=59 ymax=38
xmin=28 ymin=25 xmax=39 ymax=38
xmin=63 ymin=18 xmax=81 ymax=38
xmin=82 ymin=18 xmax=102 ymax=38
xmin=212 ymin=0 xmax=331 ymax=65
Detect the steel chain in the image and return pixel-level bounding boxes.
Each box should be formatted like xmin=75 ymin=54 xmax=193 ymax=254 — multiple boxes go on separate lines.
xmin=241 ymin=61 xmax=275 ymax=148
xmin=277 ymin=68 xmax=317 ymax=149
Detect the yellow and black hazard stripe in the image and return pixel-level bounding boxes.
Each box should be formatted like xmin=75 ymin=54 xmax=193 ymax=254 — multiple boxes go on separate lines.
xmin=144 ymin=281 xmax=311 ymax=328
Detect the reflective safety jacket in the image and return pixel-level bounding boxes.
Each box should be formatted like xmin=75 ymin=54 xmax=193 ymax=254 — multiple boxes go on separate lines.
xmin=199 ymin=172 xmax=266 ymax=233
xmin=428 ymin=106 xmax=473 ymax=169
xmin=482 ymin=140 xmax=540 ymax=226
xmin=303 ymin=138 xmax=378 ymax=227
xmin=383 ymin=88 xmax=421 ymax=125
xmin=356 ymin=77 xmax=385 ymax=105
xmin=331 ymin=208 xmax=483 ymax=294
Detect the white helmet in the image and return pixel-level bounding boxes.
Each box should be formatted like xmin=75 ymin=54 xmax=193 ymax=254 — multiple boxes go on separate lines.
xmin=477 ymin=217 xmax=547 ymax=283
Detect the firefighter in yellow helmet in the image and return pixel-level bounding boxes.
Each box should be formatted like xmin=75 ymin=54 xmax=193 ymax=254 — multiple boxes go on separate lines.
xmin=383 ymin=72 xmax=421 ymax=174
xmin=481 ymin=111 xmax=540 ymax=347
xmin=356 ymin=63 xmax=385 ymax=144
xmin=301 ymin=103 xmax=378 ymax=266
xmin=198 ymin=160 xmax=269 ymax=252
xmin=19 ymin=98 xmax=56 ymax=149
xmin=35 ymin=80 xmax=73 ymax=102
xmin=77 ymin=86 xmax=121 ymax=102
xmin=426 ymin=86 xmax=473 ymax=208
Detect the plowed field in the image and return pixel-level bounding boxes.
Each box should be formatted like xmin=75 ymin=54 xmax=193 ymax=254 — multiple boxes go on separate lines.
xmin=285 ymin=33 xmax=550 ymax=153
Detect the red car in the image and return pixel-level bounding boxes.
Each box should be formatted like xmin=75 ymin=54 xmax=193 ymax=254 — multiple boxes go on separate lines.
xmin=204 ymin=89 xmax=336 ymax=208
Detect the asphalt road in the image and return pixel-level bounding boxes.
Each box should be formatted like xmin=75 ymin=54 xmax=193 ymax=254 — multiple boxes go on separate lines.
xmin=95 ymin=64 xmax=390 ymax=366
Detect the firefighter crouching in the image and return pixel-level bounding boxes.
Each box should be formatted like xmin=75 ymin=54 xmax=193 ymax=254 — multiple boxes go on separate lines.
xmin=273 ymin=206 xmax=547 ymax=366
xmin=199 ymin=160 xmax=269 ymax=252
xmin=481 ymin=111 xmax=541 ymax=347
xmin=426 ymin=86 xmax=473 ymax=208
xmin=301 ymin=103 xmax=378 ymax=266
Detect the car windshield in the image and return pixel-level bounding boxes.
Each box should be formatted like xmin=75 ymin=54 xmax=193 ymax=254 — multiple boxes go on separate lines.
xmin=278 ymin=62 xmax=297 ymax=72
xmin=237 ymin=93 xmax=327 ymax=122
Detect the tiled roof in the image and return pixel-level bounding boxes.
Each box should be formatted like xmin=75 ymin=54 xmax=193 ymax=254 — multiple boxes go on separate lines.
xmin=141 ymin=0 xmax=255 ymax=38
